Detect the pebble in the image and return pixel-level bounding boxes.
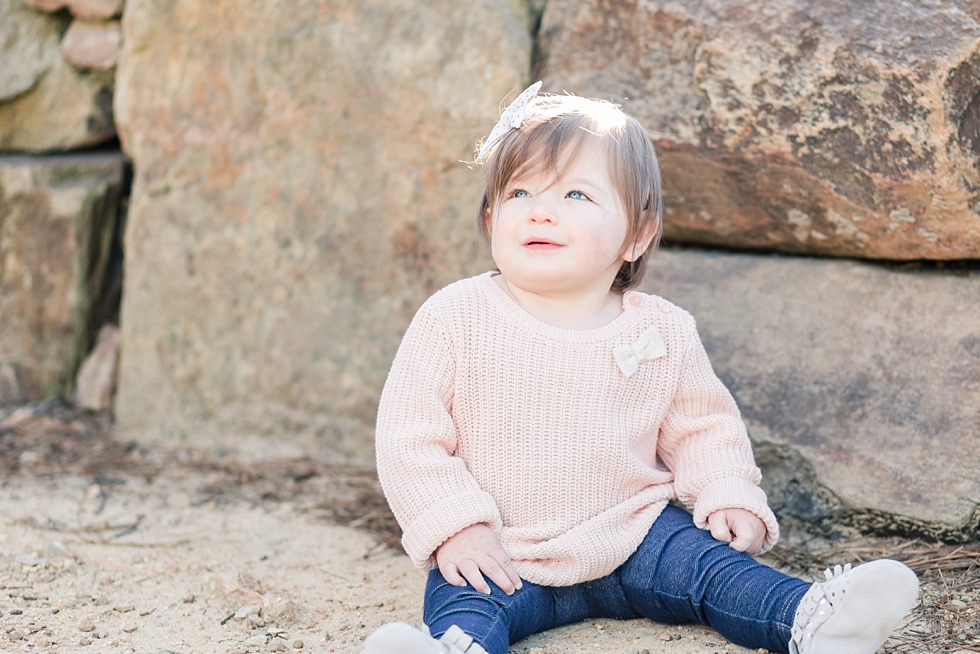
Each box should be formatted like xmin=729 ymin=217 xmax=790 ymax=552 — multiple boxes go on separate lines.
xmin=37 ymin=639 xmax=50 ymax=647
xmin=122 ymin=624 xmax=138 ymax=633
xmin=235 ymin=605 xmax=261 ymax=620
xmin=8 ymin=630 xmax=25 ymax=640
xmin=80 ymin=637 xmax=92 ymax=646
xmin=94 ymin=596 xmax=110 ymax=606
xmin=659 ymin=632 xmax=674 ymax=641
xmin=183 ymin=593 xmax=196 ymax=603
xmin=267 ymin=641 xmax=286 ymax=652
xmin=78 ymin=621 xmax=95 ymax=632
xmin=244 ymin=634 xmax=268 ymax=646
xmin=10 ymin=609 xmax=23 ymax=615
xmin=950 ymin=599 xmax=967 ymax=611
xmin=66 ymin=0 xmax=125 ymax=20
xmin=292 ymin=640 xmax=304 ymax=649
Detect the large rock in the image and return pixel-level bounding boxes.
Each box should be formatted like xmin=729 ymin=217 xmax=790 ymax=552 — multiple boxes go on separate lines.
xmin=0 ymin=153 xmax=125 ymax=403
xmin=539 ymin=0 xmax=980 ymax=260
xmin=641 ymin=249 xmax=980 ymax=541
xmin=114 ymin=0 xmax=531 ymax=456
xmin=0 ymin=0 xmax=116 ymax=152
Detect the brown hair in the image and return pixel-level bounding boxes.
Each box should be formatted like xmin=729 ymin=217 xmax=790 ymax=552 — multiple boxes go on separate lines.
xmin=476 ymin=93 xmax=663 ymax=293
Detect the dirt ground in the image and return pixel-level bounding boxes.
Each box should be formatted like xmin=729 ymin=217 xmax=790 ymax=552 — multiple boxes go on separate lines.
xmin=0 ymin=401 xmax=978 ymax=654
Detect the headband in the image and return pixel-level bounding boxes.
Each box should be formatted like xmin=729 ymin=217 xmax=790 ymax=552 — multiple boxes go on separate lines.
xmin=477 ymin=81 xmax=543 ymax=160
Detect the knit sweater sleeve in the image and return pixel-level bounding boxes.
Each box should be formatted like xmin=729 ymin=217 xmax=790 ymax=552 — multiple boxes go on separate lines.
xmin=375 ymin=300 xmax=503 ymax=569
xmin=656 ymin=313 xmax=780 ymax=552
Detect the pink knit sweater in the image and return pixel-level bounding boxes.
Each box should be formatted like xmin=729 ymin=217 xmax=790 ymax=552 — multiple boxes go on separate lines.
xmin=376 ymin=272 xmax=779 ymax=587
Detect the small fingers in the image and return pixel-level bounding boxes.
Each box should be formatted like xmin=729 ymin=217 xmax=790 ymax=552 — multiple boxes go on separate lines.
xmin=438 ymin=561 xmax=465 ymax=587
xmin=707 ymin=511 xmax=733 ymax=544
xmin=501 ymin=558 xmax=523 ymax=593
xmin=478 ymin=557 xmax=512 ymax=595
xmin=483 ymin=553 xmax=525 ymax=596
xmin=728 ymin=514 xmax=766 ymax=554
xmin=729 ymin=530 xmax=752 ymax=552
xmin=456 ymin=558 xmax=491 ymax=594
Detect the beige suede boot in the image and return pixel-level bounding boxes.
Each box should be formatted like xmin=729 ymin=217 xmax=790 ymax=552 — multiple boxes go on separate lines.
xmin=789 ymin=559 xmax=919 ymax=654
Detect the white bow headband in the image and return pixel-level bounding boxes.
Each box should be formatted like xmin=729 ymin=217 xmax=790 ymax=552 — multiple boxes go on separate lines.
xmin=477 ymin=81 xmax=543 ymax=160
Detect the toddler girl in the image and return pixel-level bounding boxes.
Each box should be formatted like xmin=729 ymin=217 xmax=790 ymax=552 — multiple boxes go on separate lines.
xmin=364 ymin=83 xmax=918 ymax=654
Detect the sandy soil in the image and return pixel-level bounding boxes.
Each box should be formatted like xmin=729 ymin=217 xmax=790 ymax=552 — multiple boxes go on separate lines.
xmin=0 ymin=403 xmax=977 ymax=654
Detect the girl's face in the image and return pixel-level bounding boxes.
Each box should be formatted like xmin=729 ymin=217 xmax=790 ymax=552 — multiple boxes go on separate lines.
xmin=488 ymin=141 xmax=638 ymax=299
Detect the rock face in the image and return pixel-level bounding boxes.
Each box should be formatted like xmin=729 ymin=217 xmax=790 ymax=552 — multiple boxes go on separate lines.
xmin=539 ymin=0 xmax=980 ymax=260
xmin=0 ymin=153 xmax=125 ymax=403
xmin=114 ymin=0 xmax=531 ymax=452
xmin=642 ymin=249 xmax=980 ymax=539
xmin=0 ymin=0 xmax=116 ymax=152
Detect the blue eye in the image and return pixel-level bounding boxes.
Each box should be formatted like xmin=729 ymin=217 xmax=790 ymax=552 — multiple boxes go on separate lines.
xmin=567 ymin=190 xmax=588 ymax=201
xmin=513 ymin=189 xmax=529 ymax=198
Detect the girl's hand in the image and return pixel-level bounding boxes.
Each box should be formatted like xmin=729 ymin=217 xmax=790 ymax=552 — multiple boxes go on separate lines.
xmin=707 ymin=508 xmax=767 ymax=554
xmin=435 ymin=523 xmax=523 ymax=595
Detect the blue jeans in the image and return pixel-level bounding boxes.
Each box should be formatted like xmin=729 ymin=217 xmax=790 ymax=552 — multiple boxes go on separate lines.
xmin=423 ymin=506 xmax=809 ymax=654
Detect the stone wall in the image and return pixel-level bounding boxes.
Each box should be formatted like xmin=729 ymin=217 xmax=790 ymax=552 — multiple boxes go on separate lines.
xmin=3 ymin=0 xmax=978 ymax=539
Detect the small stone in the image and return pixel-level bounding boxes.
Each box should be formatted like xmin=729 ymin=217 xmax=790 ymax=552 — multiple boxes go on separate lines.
xmin=291 ymin=640 xmax=304 ymax=649
xmin=122 ymin=625 xmax=137 ymax=633
xmin=8 ymin=630 xmax=26 ymax=641
xmin=528 ymin=649 xmax=544 ymax=654
xmin=80 ymin=637 xmax=92 ymax=646
xmin=94 ymin=596 xmax=110 ymax=606
xmin=659 ymin=633 xmax=674 ymax=641
xmin=78 ymin=621 xmax=95 ymax=632
xmin=10 ymin=609 xmax=23 ymax=615
xmin=115 ymin=605 xmax=135 ymax=613
xmin=66 ymin=0 xmax=125 ymax=20
xmin=267 ymin=641 xmax=286 ymax=652
xmin=244 ymin=634 xmax=268 ymax=646
xmin=235 ymin=605 xmax=261 ymax=620
xmin=60 ymin=19 xmax=122 ymax=70
xmin=950 ymin=599 xmax=967 ymax=611
xmin=37 ymin=639 xmax=51 ymax=647
xmin=183 ymin=593 xmax=196 ymax=603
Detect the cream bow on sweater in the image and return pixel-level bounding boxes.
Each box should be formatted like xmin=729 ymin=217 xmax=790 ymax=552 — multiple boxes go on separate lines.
xmin=613 ymin=326 xmax=667 ymax=377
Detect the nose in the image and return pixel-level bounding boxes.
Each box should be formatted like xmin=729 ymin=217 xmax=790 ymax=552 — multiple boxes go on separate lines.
xmin=527 ymin=195 xmax=557 ymax=224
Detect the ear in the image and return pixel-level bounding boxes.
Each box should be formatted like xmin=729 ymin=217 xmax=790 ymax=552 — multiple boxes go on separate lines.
xmin=623 ymin=219 xmax=658 ymax=263
xmin=483 ymin=207 xmax=494 ymax=235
